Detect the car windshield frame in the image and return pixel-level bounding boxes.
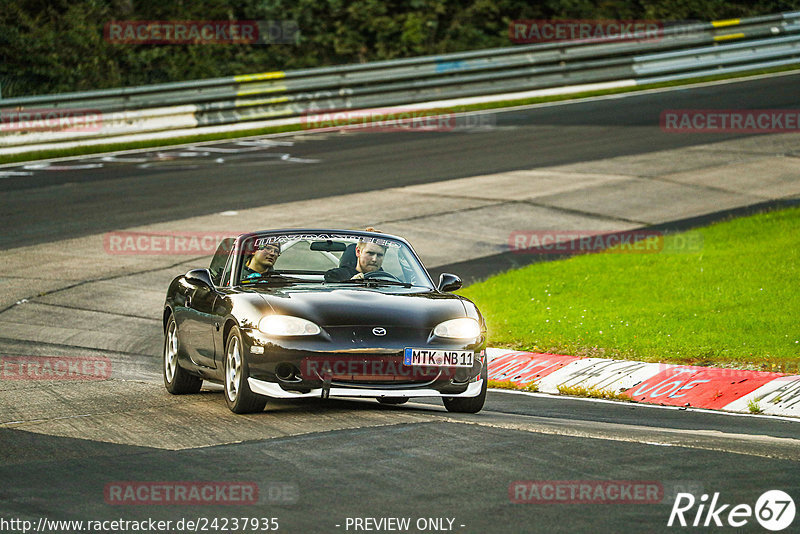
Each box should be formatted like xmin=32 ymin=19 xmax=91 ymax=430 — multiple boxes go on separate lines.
xmin=229 ymin=230 xmax=436 ymax=289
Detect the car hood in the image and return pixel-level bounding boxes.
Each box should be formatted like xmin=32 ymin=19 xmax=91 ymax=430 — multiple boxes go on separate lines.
xmin=247 ymin=286 xmax=468 ymax=328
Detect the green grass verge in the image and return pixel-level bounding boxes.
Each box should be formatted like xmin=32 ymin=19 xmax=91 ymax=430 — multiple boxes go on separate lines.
xmin=460 ymin=207 xmax=800 ymax=370
xmin=2 ymin=63 xmax=799 ymax=166
xmin=747 ymin=399 xmax=764 ymax=414
xmin=488 ymin=379 xmax=539 ymax=392
xmin=556 ymin=384 xmax=633 ymax=402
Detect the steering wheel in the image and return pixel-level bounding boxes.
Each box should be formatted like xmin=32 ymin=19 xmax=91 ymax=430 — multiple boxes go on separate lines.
xmin=363 ymin=270 xmax=403 ymax=282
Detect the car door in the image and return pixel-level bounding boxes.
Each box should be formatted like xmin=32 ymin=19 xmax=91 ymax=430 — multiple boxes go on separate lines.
xmin=178 ymin=238 xmax=236 ymax=369
xmin=181 ymin=280 xmax=219 ymax=369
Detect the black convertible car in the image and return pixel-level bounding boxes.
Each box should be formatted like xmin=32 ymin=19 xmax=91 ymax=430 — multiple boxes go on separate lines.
xmin=162 ymin=229 xmax=487 ymax=413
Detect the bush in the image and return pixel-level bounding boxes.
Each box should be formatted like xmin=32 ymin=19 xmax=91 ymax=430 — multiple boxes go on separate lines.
xmin=2 ymin=0 xmax=799 ymax=97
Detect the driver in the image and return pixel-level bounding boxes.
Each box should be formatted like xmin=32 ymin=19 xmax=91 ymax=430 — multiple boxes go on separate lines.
xmin=242 ymin=242 xmax=281 ymax=280
xmin=325 ymin=239 xmax=386 ymax=282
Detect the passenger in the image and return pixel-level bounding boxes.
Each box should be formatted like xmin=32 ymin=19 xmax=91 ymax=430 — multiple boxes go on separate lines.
xmin=242 ymin=242 xmax=281 ymax=280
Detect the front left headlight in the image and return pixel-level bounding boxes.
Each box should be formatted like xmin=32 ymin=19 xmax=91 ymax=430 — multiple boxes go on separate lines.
xmin=259 ymin=315 xmax=321 ymax=336
xmin=433 ymin=317 xmax=481 ymax=339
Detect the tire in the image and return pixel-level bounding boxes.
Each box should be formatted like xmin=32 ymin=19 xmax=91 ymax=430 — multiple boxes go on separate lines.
xmin=442 ymin=360 xmax=487 ymax=414
xmin=163 ymin=315 xmax=203 ymax=394
xmin=377 ymin=397 xmax=409 ymax=405
xmin=223 ymin=326 xmax=267 ymax=414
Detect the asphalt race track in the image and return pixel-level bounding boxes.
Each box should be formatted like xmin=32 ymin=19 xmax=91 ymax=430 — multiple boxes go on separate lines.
xmin=3 ymin=72 xmax=800 ymax=249
xmin=1 ymin=74 xmax=799 ymax=533
xmin=2 ymin=397 xmax=799 ymax=532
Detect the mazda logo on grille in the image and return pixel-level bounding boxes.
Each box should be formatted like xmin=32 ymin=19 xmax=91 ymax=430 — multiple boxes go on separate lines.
xmin=372 ymin=327 xmax=387 ymax=336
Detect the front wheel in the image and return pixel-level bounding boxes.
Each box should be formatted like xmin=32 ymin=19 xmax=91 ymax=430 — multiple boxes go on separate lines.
xmin=224 ymin=326 xmax=267 ymax=414
xmin=442 ymin=360 xmax=487 ymax=414
xmin=163 ymin=315 xmax=203 ymax=394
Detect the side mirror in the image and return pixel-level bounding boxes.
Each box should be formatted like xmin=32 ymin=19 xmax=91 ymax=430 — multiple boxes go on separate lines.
xmin=184 ymin=268 xmax=214 ymax=289
xmin=437 ymin=273 xmax=462 ymax=292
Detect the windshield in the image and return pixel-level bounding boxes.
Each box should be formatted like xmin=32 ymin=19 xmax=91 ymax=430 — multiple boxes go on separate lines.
xmin=235 ymin=232 xmax=433 ymax=288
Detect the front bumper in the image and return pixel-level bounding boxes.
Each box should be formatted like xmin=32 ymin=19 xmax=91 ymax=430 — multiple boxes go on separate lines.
xmin=247 ymin=375 xmax=484 ymax=399
xmin=242 ymin=327 xmax=486 ymax=393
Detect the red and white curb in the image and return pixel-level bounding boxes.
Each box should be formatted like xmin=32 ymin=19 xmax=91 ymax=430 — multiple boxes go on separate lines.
xmin=486 ymin=349 xmax=800 ymax=417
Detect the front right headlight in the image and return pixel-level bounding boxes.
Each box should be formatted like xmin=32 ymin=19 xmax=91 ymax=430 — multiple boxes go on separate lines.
xmin=433 ymin=318 xmax=481 ymax=339
xmin=259 ymin=315 xmax=321 ymax=336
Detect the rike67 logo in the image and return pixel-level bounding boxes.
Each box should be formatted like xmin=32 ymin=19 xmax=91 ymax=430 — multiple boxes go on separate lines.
xmin=668 ymin=490 xmax=795 ymax=531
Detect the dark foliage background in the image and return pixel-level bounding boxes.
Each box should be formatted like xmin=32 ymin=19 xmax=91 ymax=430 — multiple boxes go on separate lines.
xmin=2 ymin=0 xmax=799 ymax=97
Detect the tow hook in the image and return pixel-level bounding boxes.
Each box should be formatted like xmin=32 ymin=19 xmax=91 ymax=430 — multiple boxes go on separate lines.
xmin=321 ymin=372 xmax=332 ymax=399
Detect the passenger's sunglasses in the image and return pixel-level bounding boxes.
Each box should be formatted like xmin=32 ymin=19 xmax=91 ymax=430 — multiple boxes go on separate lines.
xmin=259 ymin=245 xmax=281 ymax=255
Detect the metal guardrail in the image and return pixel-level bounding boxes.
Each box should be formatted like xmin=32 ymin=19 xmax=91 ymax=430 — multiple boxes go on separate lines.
xmin=2 ymin=11 xmax=800 ymax=150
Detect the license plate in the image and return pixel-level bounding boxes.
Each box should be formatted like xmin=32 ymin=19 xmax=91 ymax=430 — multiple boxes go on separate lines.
xmin=403 ymin=348 xmax=474 ymax=367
